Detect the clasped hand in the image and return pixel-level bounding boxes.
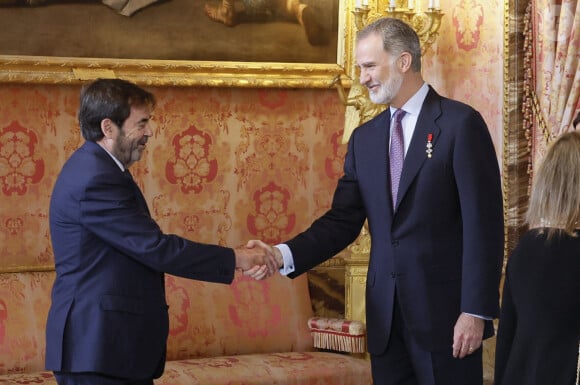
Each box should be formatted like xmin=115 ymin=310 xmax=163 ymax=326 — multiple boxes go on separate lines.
xmin=233 ymin=240 xmax=283 ymax=280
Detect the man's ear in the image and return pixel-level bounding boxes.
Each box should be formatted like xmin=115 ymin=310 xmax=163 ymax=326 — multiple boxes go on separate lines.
xmin=398 ymin=52 xmax=413 ymax=72
xmin=101 ymin=119 xmax=114 ymax=138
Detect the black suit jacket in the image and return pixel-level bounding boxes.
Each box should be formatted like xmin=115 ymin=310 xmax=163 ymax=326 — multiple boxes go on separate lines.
xmin=286 ymin=87 xmax=504 ymax=354
xmin=46 ymin=141 xmax=236 ymax=379
xmin=494 ymin=230 xmax=580 ymax=385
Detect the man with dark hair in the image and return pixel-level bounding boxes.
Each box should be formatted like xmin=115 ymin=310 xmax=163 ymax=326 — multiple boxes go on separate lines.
xmin=45 ymin=78 xmax=275 ymax=385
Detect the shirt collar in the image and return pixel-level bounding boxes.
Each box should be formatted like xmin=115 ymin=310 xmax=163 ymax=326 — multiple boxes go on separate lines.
xmin=98 ymin=143 xmax=126 ymax=172
xmin=389 ymin=82 xmax=429 ymax=117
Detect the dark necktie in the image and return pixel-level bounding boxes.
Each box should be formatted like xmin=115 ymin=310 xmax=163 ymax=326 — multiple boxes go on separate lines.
xmin=390 ymin=109 xmax=406 ymax=209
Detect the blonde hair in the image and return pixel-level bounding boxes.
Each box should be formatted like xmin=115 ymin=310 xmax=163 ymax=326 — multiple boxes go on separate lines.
xmin=526 ymin=130 xmax=580 ymax=238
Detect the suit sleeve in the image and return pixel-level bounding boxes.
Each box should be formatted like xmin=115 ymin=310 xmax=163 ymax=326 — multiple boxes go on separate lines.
xmin=79 ymin=172 xmax=235 ymax=283
xmin=453 ymin=110 xmax=504 ymax=317
xmin=286 ymin=135 xmax=367 ymax=277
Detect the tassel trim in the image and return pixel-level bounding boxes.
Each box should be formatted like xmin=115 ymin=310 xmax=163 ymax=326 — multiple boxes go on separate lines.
xmin=310 ymin=329 xmax=366 ymax=353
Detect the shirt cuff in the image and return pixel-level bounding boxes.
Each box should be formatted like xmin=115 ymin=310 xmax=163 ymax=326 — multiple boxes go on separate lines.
xmin=463 ymin=312 xmax=492 ymax=320
xmin=274 ymin=244 xmax=295 ymax=276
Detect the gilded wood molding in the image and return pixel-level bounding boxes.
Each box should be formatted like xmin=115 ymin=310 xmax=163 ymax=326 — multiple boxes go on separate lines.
xmin=0 ymin=56 xmax=347 ymax=88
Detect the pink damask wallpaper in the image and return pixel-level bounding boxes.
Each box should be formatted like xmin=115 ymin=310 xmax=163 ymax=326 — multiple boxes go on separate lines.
xmin=0 ymin=85 xmax=345 ymax=271
xmin=423 ymin=0 xmax=504 ymax=160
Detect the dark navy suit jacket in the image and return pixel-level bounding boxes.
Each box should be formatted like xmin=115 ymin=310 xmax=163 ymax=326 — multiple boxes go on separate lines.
xmin=286 ymin=87 xmax=504 ymax=354
xmin=45 ymin=141 xmax=235 ymax=379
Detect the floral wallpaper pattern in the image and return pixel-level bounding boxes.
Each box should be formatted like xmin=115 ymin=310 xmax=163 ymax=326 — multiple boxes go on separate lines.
xmin=0 ymin=86 xmax=344 ymax=271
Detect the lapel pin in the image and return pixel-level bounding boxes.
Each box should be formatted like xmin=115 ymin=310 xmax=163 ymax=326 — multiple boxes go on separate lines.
xmin=426 ymin=133 xmax=433 ymax=158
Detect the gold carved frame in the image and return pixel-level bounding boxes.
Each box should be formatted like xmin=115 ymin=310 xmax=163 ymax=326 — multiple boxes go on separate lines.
xmin=0 ymin=1 xmax=357 ymax=89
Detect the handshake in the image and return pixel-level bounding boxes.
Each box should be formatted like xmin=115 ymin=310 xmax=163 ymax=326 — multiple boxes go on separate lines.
xmin=233 ymin=240 xmax=284 ymax=280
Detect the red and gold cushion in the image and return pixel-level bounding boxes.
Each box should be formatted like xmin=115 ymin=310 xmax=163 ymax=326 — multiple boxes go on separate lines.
xmin=165 ymin=273 xmax=315 ymax=360
xmin=308 ymin=317 xmax=366 ymax=353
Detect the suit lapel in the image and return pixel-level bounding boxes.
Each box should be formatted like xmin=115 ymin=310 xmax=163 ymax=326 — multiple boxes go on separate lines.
xmin=395 ymin=88 xmax=442 ymax=209
xmin=86 ymin=141 xmax=152 ymax=217
xmin=125 ymin=170 xmax=151 ymax=217
xmin=369 ymin=110 xmax=394 ymax=212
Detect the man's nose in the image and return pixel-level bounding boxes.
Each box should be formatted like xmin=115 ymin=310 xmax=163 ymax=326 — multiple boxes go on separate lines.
xmin=359 ymin=69 xmax=369 ymax=84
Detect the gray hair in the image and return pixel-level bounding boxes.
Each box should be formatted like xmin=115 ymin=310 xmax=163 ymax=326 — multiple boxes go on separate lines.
xmin=357 ymin=17 xmax=422 ymax=72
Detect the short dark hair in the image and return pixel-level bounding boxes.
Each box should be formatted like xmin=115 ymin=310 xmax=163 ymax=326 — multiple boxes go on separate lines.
xmin=78 ymin=78 xmax=156 ymax=141
xmin=573 ymin=110 xmax=580 ymax=129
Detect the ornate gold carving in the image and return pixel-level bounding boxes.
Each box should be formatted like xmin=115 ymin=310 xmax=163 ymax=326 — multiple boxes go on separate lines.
xmin=347 ymin=223 xmax=372 ymax=258
xmin=0 ymin=55 xmax=347 ymax=88
xmin=344 ymin=265 xmax=368 ymax=322
xmin=318 ymin=255 xmax=346 ymax=268
xmin=344 ymin=220 xmax=370 ymax=323
xmin=334 ymin=77 xmax=388 ymax=142
xmin=352 ymin=0 xmax=444 ymax=56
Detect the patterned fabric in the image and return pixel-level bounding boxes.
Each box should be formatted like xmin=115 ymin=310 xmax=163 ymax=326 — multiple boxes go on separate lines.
xmin=0 ymin=271 xmax=370 ymax=384
xmin=0 ymin=271 xmax=54 ymax=374
xmin=165 ymin=273 xmax=315 ymax=360
xmin=0 ymin=87 xmax=343 ymax=273
xmin=0 ymin=272 xmax=313 ymax=372
xmin=530 ymin=0 xmax=580 ymax=159
xmin=0 ymin=352 xmax=375 ymax=385
xmin=159 ymin=352 xmax=372 ymax=385
xmin=308 ymin=317 xmax=365 ymax=336
xmin=0 ymin=353 xmax=373 ymax=385
xmin=0 ymin=371 xmax=56 ymax=384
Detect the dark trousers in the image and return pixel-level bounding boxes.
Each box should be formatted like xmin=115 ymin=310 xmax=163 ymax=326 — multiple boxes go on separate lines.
xmin=370 ymin=296 xmax=483 ymax=385
xmin=54 ymin=372 xmax=154 ymax=385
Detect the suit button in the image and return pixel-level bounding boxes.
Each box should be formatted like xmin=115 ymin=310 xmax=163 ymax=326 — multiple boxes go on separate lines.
xmin=391 ymin=272 xmax=396 ymax=278
xmin=392 ymin=240 xmax=399 ymax=246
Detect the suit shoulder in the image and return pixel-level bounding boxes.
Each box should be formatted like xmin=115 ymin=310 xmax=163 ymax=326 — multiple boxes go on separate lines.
xmin=58 ymin=143 xmax=121 ymax=185
xmin=350 ymin=109 xmax=390 ymax=139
